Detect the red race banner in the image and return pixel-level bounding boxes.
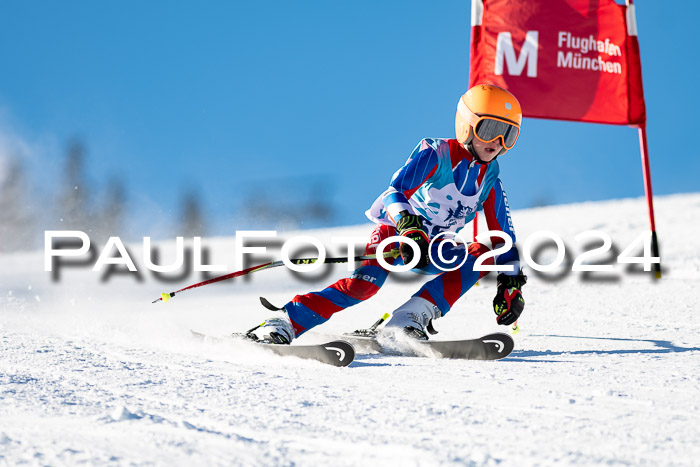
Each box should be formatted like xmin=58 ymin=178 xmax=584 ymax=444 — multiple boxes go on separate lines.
xmin=469 ymin=0 xmax=646 ymax=125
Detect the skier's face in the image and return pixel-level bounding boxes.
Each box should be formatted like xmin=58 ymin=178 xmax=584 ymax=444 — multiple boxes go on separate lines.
xmin=470 ymin=137 xmax=502 ymax=163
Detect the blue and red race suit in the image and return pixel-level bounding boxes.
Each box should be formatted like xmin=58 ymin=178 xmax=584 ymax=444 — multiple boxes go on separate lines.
xmin=283 ymin=138 xmax=521 ymax=336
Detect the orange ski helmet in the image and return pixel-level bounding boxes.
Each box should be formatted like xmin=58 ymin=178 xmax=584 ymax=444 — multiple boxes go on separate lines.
xmin=455 ymin=84 xmax=522 ymax=157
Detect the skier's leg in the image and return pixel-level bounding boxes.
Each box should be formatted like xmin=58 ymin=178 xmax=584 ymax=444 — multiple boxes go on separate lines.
xmin=282 ymin=224 xmax=398 ymax=337
xmin=384 ymin=242 xmax=493 ymax=337
xmin=414 ymin=242 xmax=493 ymax=314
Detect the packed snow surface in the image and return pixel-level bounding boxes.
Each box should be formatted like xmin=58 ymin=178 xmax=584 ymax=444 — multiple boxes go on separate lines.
xmin=1 ymin=193 xmax=699 ymax=466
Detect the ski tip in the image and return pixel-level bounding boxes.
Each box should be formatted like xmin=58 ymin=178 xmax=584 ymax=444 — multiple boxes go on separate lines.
xmin=322 ymin=340 xmax=355 ymax=367
xmin=260 ymin=296 xmax=284 ymax=311
xmin=381 ymin=313 xmax=391 ymax=320
xmin=161 ymin=292 xmax=172 ymax=303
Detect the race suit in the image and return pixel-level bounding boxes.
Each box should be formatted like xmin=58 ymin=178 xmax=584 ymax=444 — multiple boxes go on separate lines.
xmin=283 ymin=138 xmax=521 ymax=336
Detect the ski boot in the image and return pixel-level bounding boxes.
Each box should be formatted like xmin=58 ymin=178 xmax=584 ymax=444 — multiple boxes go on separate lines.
xmin=244 ymin=298 xmax=295 ymax=344
xmin=382 ymin=297 xmax=442 ymax=340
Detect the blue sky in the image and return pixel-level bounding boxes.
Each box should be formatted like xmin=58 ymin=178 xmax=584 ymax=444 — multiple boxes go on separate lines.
xmin=0 ymin=1 xmax=695 ymax=236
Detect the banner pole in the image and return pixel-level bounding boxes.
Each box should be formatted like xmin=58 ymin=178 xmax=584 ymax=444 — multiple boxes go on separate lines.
xmin=638 ymin=123 xmax=662 ymax=278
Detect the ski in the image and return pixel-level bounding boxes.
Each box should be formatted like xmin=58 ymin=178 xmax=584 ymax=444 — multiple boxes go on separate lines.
xmin=190 ymin=330 xmax=355 ymax=367
xmin=341 ymin=332 xmax=514 ymax=360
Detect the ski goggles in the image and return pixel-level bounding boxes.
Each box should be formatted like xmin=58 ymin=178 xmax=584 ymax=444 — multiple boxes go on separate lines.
xmin=471 ymin=115 xmax=520 ymax=149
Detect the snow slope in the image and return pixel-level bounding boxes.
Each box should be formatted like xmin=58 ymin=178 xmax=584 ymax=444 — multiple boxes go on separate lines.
xmin=1 ymin=193 xmax=699 ymax=466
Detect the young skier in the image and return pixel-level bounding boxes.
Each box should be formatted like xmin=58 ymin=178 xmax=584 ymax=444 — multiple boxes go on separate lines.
xmin=249 ymin=84 xmax=527 ymax=344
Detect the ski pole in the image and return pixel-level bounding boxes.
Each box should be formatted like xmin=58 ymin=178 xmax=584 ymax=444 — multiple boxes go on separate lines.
xmin=369 ymin=313 xmax=392 ymax=331
xmin=347 ymin=313 xmax=391 ymax=338
xmin=511 ymin=320 xmax=520 ymax=335
xmin=152 ymin=248 xmax=401 ymax=304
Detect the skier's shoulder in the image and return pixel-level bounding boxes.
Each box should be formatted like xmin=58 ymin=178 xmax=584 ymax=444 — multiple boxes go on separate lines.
xmin=489 ymin=158 xmax=501 ymax=176
xmin=410 ymin=138 xmax=455 ymax=166
xmin=435 ymin=138 xmax=480 ymax=170
xmin=481 ymin=160 xmax=501 ymax=195
xmin=412 ymin=137 xmax=452 ymax=153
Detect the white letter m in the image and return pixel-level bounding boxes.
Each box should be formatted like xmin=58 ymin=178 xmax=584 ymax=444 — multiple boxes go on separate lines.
xmin=495 ymin=31 xmax=539 ymax=78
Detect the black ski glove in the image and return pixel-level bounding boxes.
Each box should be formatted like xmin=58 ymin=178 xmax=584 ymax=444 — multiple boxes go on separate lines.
xmin=493 ymin=271 xmax=527 ymax=325
xmin=395 ymin=213 xmax=430 ymax=269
